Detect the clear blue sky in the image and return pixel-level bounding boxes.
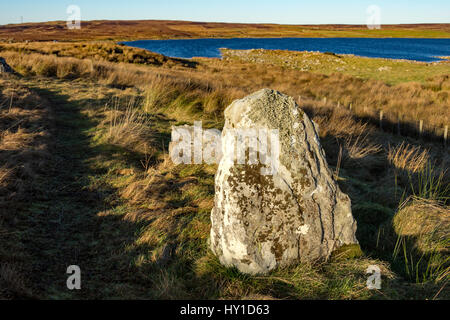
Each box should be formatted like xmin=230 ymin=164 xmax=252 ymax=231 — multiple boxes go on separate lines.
xmin=1 ymin=0 xmax=449 ymax=25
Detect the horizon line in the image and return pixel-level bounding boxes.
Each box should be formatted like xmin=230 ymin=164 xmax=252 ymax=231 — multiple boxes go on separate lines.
xmin=2 ymin=19 xmax=450 ymax=27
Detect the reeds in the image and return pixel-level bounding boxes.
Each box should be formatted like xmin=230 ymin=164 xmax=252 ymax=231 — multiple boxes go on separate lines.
xmin=388 ymin=142 xmax=430 ymax=173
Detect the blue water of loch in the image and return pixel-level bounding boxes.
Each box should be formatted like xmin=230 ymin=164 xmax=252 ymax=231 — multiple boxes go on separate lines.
xmin=123 ymin=37 xmax=450 ymax=62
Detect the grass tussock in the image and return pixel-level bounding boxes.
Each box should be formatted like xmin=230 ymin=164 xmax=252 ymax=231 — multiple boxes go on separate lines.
xmin=388 ymin=142 xmax=430 ymax=173
xmin=105 ymin=99 xmax=154 ymax=153
xmin=344 ymin=132 xmax=383 ymax=163
xmin=394 ymin=197 xmax=449 ymax=251
xmin=393 ymin=197 xmax=449 ymax=283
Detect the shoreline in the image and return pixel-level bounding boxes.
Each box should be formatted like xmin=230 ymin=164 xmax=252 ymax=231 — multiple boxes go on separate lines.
xmin=121 ymin=38 xmax=450 ymax=63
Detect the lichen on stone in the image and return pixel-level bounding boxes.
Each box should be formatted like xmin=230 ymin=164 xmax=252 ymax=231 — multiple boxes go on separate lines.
xmin=210 ymin=89 xmax=359 ymax=275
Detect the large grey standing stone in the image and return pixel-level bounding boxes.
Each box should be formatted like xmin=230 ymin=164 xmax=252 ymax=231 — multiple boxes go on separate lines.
xmin=210 ymin=89 xmax=358 ymax=275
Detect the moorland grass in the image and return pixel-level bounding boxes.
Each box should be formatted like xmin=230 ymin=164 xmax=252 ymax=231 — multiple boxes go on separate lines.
xmin=1 ymin=20 xmax=449 ymax=41
xmin=0 ymin=42 xmax=448 ymax=300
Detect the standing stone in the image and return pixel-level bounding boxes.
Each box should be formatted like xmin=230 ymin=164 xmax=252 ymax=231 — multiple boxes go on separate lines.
xmin=210 ymin=89 xmax=358 ymax=275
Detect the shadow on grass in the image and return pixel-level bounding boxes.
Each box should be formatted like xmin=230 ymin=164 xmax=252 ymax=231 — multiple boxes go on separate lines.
xmin=2 ymin=79 xmax=446 ymax=300
xmin=0 ymin=85 xmax=226 ymax=299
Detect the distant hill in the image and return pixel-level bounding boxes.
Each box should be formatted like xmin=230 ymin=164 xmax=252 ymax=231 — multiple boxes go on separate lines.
xmin=1 ymin=20 xmax=450 ymax=41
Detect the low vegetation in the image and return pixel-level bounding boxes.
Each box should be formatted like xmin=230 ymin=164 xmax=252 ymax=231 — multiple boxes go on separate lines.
xmin=222 ymin=48 xmax=450 ymax=84
xmin=0 ymin=41 xmax=448 ymax=300
xmin=0 ymin=79 xmax=52 ymax=299
xmin=0 ymin=41 xmax=195 ymax=68
xmin=1 ymin=20 xmax=449 ymax=41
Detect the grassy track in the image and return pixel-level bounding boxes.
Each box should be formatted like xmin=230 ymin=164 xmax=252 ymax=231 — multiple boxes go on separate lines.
xmin=17 ymin=80 xmax=118 ymax=298
xmin=0 ymin=78 xmax=143 ymax=298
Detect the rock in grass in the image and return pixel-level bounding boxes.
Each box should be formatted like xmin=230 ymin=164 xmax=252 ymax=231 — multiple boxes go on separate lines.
xmin=0 ymin=57 xmax=13 ymax=73
xmin=210 ymin=89 xmax=359 ymax=275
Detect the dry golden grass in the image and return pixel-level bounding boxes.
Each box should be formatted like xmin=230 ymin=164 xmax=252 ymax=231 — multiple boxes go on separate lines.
xmin=0 ymin=41 xmax=194 ymax=68
xmin=394 ymin=197 xmax=449 ymax=250
xmin=388 ymin=142 xmax=430 ymax=173
xmin=393 ymin=197 xmax=449 ymax=283
xmin=142 ymin=77 xmax=176 ymax=112
xmin=1 ymin=20 xmax=449 ymax=41
xmin=311 ymin=106 xmax=369 ymax=139
xmin=1 ymin=45 xmax=448 ymax=134
xmin=0 ymin=78 xmax=52 ymax=299
xmin=105 ymin=100 xmax=154 ymax=153
xmin=1 ymin=42 xmax=449 ymax=299
xmin=0 ymin=166 xmax=12 ymax=187
xmin=344 ymin=132 xmax=383 ymax=162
